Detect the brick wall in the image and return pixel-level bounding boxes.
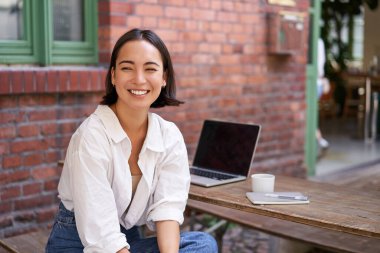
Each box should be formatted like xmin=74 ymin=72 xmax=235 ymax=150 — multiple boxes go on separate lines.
xmin=0 ymin=0 xmax=310 ymax=237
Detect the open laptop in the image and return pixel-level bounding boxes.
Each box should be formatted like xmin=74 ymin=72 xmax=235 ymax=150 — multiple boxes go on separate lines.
xmin=190 ymin=119 xmax=261 ymax=187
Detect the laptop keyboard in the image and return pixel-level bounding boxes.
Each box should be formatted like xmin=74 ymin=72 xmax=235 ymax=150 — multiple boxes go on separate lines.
xmin=190 ymin=168 xmax=235 ymax=180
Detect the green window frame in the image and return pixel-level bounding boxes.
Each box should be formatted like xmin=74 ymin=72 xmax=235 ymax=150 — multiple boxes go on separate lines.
xmin=0 ymin=0 xmax=98 ymax=65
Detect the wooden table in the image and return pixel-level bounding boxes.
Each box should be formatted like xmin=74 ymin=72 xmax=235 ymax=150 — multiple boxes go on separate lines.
xmin=189 ymin=175 xmax=380 ymax=239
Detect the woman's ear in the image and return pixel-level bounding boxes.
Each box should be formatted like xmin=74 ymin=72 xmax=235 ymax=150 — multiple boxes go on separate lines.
xmin=111 ymin=67 xmax=116 ymax=85
xmin=162 ymin=71 xmax=167 ymax=86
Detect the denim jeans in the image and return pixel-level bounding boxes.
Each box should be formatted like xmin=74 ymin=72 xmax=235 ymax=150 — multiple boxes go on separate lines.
xmin=46 ymin=202 xmax=217 ymax=253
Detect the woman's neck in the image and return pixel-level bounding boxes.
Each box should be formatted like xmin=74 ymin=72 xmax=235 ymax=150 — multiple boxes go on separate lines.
xmin=113 ymin=103 xmax=148 ymax=136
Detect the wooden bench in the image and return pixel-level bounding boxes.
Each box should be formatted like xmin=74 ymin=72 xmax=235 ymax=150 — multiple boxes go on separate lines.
xmin=0 ymin=230 xmax=50 ymax=253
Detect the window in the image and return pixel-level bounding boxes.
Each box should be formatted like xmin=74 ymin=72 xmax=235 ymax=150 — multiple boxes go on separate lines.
xmin=0 ymin=0 xmax=98 ymax=65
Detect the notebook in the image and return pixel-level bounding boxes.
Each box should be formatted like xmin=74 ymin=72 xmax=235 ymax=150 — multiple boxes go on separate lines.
xmin=246 ymin=192 xmax=310 ymax=205
xmin=190 ymin=119 xmax=261 ymax=187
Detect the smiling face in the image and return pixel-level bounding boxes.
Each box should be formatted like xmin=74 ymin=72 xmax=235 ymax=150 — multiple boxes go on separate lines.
xmin=111 ymin=40 xmax=166 ymax=112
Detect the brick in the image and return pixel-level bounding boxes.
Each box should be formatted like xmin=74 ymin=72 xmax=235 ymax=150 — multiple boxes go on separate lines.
xmin=31 ymin=166 xmax=60 ymax=180
xmin=14 ymin=211 xmax=35 ymax=222
xmin=0 ymin=201 xmax=12 ymax=214
xmin=29 ymin=109 xmax=57 ymax=121
xmin=0 ymin=71 xmax=11 ymax=94
xmin=217 ymin=11 xmax=238 ymax=22
xmin=11 ymin=71 xmax=24 ymax=93
xmin=1 ymin=186 xmax=21 ymax=200
xmin=69 ymin=71 xmax=80 ymax=92
xmin=58 ymin=70 xmax=69 ymax=92
xmin=143 ymin=17 xmax=157 ymax=28
xmin=17 ymin=124 xmax=40 ymax=137
xmin=110 ymin=15 xmax=127 ymax=26
xmin=23 ymin=153 xmax=43 ymax=166
xmin=11 ymin=139 xmax=48 ymax=153
xmin=135 ymin=4 xmax=163 ymax=17
xmin=2 ymin=155 xmax=22 ymax=168
xmin=99 ymin=14 xmax=111 ymax=26
xmin=44 ymin=151 xmax=60 ymax=163
xmin=98 ymin=1 xmax=110 ymax=13
xmin=7 ymin=170 xmax=30 ymax=184
xmin=0 ymin=95 xmax=18 ymax=108
xmin=14 ymin=195 xmax=53 ymax=210
xmin=19 ymin=96 xmax=39 ymax=107
xmin=0 ymin=216 xmax=12 ymax=229
xmin=165 ymin=7 xmax=191 ymax=19
xmin=80 ymin=71 xmax=91 ymax=91
xmin=36 ymin=71 xmax=47 ymax=92
xmin=47 ymin=71 xmax=58 ymax=92
xmin=23 ymin=182 xmax=42 ymax=196
xmin=109 ymin=2 xmax=133 ymax=14
xmin=36 ymin=207 xmax=56 ymax=222
xmin=44 ymin=178 xmax=59 ymax=191
xmin=24 ymin=71 xmax=36 ymax=92
xmin=191 ymin=9 xmax=215 ymax=21
xmin=0 ymin=142 xmax=9 ymax=156
xmin=39 ymin=95 xmax=56 ymax=106
xmin=41 ymin=123 xmax=58 ymax=135
xmin=0 ymin=126 xmax=16 ymax=138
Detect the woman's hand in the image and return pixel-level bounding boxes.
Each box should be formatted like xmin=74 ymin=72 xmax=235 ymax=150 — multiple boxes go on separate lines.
xmin=117 ymin=247 xmax=130 ymax=253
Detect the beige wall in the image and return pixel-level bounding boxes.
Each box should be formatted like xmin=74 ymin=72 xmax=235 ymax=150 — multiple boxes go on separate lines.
xmin=363 ymin=6 xmax=380 ymax=70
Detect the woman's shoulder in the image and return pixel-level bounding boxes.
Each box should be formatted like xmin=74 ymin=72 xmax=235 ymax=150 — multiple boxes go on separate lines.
xmin=149 ymin=112 xmax=181 ymax=135
xmin=71 ymin=106 xmax=112 ymax=146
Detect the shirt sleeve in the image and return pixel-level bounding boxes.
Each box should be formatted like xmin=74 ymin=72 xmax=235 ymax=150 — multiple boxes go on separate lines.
xmin=66 ymin=128 xmax=129 ymax=252
xmin=146 ymin=124 xmax=190 ymax=230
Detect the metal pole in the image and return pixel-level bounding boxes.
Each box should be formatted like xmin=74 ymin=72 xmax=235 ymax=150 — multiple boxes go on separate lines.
xmin=371 ymin=92 xmax=379 ymax=142
xmin=364 ymin=77 xmax=371 ymax=143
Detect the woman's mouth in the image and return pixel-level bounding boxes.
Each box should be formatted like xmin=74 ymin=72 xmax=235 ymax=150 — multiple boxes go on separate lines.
xmin=128 ymin=89 xmax=149 ymax=95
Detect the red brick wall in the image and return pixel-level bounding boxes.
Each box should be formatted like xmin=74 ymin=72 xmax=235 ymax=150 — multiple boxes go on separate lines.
xmin=0 ymin=0 xmax=310 ymax=237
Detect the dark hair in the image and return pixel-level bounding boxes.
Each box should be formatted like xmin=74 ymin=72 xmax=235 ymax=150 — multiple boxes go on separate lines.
xmin=100 ymin=28 xmax=183 ymax=108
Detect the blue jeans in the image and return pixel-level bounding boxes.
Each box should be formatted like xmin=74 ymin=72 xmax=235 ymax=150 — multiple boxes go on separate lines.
xmin=46 ymin=202 xmax=217 ymax=253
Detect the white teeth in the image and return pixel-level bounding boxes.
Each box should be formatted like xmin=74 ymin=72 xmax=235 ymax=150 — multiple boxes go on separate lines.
xmin=129 ymin=90 xmax=148 ymax=95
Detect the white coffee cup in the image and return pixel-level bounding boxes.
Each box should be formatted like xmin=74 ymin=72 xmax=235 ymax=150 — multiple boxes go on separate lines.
xmin=251 ymin=174 xmax=275 ymax=192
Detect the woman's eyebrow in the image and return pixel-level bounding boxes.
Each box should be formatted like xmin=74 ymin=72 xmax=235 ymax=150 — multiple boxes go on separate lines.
xmin=144 ymin=61 xmax=160 ymax=67
xmin=118 ymin=60 xmax=134 ymax=65
xmin=118 ymin=60 xmax=160 ymax=67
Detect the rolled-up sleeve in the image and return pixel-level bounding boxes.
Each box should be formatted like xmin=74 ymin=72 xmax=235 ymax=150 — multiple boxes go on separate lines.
xmin=67 ymin=129 xmax=129 ymax=252
xmin=146 ymin=124 xmax=190 ymax=230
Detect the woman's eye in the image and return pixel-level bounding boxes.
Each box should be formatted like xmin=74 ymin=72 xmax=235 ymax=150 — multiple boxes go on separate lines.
xmin=146 ymin=68 xmax=157 ymax=72
xmin=121 ymin=67 xmax=132 ymax=71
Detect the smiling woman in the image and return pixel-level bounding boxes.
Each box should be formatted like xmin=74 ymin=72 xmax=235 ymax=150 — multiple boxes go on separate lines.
xmin=44 ymin=28 xmax=218 ymax=253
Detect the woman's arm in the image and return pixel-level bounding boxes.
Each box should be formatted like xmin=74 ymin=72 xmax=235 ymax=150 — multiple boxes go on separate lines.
xmin=117 ymin=248 xmax=130 ymax=253
xmin=156 ymin=220 xmax=180 ymax=253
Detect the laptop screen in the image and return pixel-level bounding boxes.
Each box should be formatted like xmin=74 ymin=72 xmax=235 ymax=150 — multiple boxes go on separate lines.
xmin=193 ymin=120 xmax=261 ymax=176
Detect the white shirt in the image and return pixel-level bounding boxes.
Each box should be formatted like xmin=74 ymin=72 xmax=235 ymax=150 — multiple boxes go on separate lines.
xmin=57 ymin=105 xmax=190 ymax=252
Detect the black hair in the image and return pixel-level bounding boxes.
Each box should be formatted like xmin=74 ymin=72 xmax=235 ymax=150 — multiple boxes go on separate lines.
xmin=100 ymin=28 xmax=183 ymax=107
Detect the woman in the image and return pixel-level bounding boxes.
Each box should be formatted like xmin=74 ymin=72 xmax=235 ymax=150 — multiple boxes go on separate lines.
xmin=46 ymin=28 xmax=217 ymax=253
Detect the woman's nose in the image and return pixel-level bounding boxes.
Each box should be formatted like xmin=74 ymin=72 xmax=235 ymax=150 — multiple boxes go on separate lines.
xmin=135 ymin=70 xmax=146 ymax=84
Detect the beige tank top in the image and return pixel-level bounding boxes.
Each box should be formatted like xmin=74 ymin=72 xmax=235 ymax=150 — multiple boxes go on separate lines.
xmin=131 ymin=175 xmax=142 ymax=196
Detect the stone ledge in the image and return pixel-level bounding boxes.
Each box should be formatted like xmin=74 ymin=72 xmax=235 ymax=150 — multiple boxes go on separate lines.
xmin=0 ymin=67 xmax=107 ymax=95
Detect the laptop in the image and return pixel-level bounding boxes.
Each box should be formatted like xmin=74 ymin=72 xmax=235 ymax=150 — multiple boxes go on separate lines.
xmin=190 ymin=119 xmax=261 ymax=187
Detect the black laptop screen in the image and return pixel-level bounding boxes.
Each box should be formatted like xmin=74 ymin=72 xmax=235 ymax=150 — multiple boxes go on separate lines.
xmin=192 ymin=120 xmax=261 ymax=176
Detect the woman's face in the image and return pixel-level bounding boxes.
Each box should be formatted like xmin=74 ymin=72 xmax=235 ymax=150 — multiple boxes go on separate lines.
xmin=111 ymin=40 xmax=165 ymax=111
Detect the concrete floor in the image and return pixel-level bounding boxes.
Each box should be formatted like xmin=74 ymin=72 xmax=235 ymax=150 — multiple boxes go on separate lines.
xmin=316 ymin=117 xmax=380 ymax=176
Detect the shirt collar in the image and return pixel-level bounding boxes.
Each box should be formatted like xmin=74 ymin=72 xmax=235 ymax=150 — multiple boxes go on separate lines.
xmin=95 ymin=105 xmax=165 ymax=152
xmin=144 ymin=113 xmax=165 ymax=153
xmin=95 ymin=105 xmax=126 ymax=143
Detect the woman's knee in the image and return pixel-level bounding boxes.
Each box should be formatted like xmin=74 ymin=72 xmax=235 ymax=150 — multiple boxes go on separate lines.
xmin=180 ymin=231 xmax=218 ymax=252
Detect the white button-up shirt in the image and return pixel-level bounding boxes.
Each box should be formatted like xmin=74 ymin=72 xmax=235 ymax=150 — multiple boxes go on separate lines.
xmin=57 ymin=105 xmax=190 ymax=252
